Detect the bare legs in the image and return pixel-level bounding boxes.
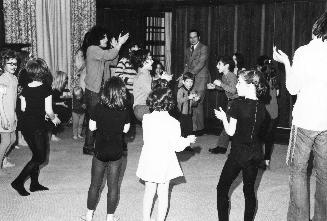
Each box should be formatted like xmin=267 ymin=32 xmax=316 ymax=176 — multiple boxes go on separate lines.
xmin=143 ymin=181 xmax=169 ymax=221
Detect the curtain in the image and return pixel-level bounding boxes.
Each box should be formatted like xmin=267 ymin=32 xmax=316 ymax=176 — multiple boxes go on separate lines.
xmin=71 ymin=0 xmax=96 ymax=89
xmin=172 ymin=2 xmax=326 ymax=129
xmin=35 ymin=0 xmax=71 ymax=84
xmin=3 ymin=0 xmax=37 ymax=55
xmin=164 ymin=12 xmax=172 ymax=75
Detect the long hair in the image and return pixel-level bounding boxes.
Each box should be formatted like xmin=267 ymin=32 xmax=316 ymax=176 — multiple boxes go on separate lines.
xmin=146 ymin=87 xmax=175 ymax=112
xmin=130 ymin=49 xmax=150 ymax=71
xmin=100 ymin=76 xmax=128 ymax=110
xmin=312 ymin=12 xmax=327 ymax=41
xmin=87 ymin=26 xmax=108 ymax=48
xmin=52 ymin=71 xmax=67 ymax=91
xmin=238 ymin=69 xmax=270 ymax=103
xmin=151 ymin=60 xmax=164 ymax=77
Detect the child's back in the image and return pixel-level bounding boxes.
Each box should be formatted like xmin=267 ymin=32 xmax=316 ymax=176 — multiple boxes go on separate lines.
xmin=137 ymin=111 xmax=188 ymax=183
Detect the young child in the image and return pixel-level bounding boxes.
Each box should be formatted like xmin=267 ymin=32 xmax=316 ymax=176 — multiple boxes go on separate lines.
xmin=83 ymin=77 xmax=130 ymax=221
xmin=214 ymin=70 xmax=269 ymax=221
xmin=207 ymin=56 xmax=238 ymax=154
xmin=0 ymin=49 xmax=18 ymax=174
xmin=72 ymin=86 xmax=86 ymax=140
xmin=136 ymin=86 xmax=196 ymax=221
xmin=177 ymin=72 xmax=199 ymax=151
xmin=11 ymin=58 xmax=60 ymax=196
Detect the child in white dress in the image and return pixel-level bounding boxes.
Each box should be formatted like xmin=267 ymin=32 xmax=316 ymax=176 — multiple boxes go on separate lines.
xmin=136 ymin=86 xmax=196 ymax=221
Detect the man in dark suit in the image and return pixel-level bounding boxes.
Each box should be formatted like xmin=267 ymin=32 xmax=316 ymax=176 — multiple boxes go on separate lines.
xmin=183 ymin=29 xmax=210 ymax=136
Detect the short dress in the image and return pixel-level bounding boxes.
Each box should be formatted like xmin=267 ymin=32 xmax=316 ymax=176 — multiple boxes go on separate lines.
xmin=136 ymin=111 xmax=191 ymax=183
xmin=0 ymin=72 xmax=18 ymax=132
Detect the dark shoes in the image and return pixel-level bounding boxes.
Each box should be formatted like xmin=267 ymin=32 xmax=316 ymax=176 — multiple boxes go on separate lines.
xmin=83 ymin=147 xmax=94 ymax=155
xmin=193 ymin=130 xmax=205 ymax=136
xmin=30 ymin=183 xmax=49 ymax=192
xmin=11 ymin=181 xmax=30 ymax=196
xmin=208 ymin=146 xmax=227 ymax=154
xmin=184 ymin=146 xmax=194 ymax=152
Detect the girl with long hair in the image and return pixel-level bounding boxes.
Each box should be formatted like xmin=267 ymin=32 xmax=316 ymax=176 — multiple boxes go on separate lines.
xmin=83 ymin=76 xmax=130 ymax=221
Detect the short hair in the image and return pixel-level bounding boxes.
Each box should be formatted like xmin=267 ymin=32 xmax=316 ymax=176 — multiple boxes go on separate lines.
xmin=238 ymin=69 xmax=270 ymax=102
xmin=130 ymin=49 xmax=150 ymax=70
xmin=182 ymin=72 xmax=194 ymax=81
xmin=100 ymin=76 xmax=128 ymax=110
xmin=189 ymin=29 xmax=200 ymax=38
xmin=218 ymin=56 xmax=235 ymax=72
xmin=312 ymin=12 xmax=327 ymax=41
xmin=25 ymin=58 xmax=52 ymax=84
xmin=52 ymin=71 xmax=67 ymax=91
xmin=87 ymin=25 xmax=108 ymax=48
xmin=146 ymin=87 xmax=175 ymax=112
xmin=233 ymin=52 xmax=245 ymax=69
xmin=0 ymin=48 xmax=18 ymax=71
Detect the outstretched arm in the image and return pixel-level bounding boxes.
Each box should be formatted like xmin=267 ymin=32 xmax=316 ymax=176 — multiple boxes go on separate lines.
xmin=273 ymin=46 xmax=299 ymax=95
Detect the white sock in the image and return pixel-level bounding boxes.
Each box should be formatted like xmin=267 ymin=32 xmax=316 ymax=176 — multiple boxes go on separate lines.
xmin=106 ymin=214 xmax=115 ymax=221
xmin=86 ymin=209 xmax=94 ymax=221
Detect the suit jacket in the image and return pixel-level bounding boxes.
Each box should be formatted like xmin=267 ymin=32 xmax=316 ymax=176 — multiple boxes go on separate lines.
xmin=183 ymin=42 xmax=210 ymax=92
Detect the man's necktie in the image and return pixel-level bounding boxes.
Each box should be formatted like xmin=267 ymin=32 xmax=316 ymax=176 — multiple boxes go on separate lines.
xmin=191 ymin=45 xmax=194 ymax=56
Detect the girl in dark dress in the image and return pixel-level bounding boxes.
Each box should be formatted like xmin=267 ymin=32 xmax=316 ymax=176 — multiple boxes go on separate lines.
xmin=11 ymin=58 xmax=60 ymax=196
xmin=214 ymin=70 xmax=269 ymax=221
xmin=83 ymin=77 xmax=130 ymax=221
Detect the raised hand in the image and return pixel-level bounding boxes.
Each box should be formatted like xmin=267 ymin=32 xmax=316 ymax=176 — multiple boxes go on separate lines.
xmin=117 ymin=32 xmax=130 ymax=46
xmin=214 ymin=107 xmax=226 ymax=121
xmin=272 ymin=46 xmax=290 ymax=65
xmin=110 ymin=37 xmax=119 ymax=48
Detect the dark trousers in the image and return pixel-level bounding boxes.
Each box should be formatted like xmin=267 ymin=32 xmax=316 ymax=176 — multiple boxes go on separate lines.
xmin=84 ymin=89 xmax=100 ymax=149
xmin=13 ymin=129 xmax=49 ymax=185
xmin=87 ymin=156 xmax=122 ymax=214
xmin=217 ymin=157 xmax=258 ymax=221
xmin=180 ymin=114 xmax=193 ymax=137
xmin=216 ymin=100 xmax=234 ymax=149
xmin=263 ymin=117 xmax=278 ymax=161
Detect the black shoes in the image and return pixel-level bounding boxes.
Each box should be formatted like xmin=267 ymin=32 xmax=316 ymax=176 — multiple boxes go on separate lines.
xmin=208 ymin=146 xmax=227 ymax=154
xmin=83 ymin=147 xmax=94 ymax=155
xmin=193 ymin=130 xmax=205 ymax=136
xmin=184 ymin=146 xmax=194 ymax=152
xmin=30 ymin=183 xmax=49 ymax=192
xmin=11 ymin=181 xmax=30 ymax=196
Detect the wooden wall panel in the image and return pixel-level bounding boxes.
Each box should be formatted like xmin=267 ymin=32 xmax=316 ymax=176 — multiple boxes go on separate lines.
xmin=237 ymin=3 xmax=262 ymax=67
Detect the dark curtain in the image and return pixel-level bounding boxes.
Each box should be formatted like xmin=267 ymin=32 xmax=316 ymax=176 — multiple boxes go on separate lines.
xmin=171 ymin=1 xmax=326 ymax=130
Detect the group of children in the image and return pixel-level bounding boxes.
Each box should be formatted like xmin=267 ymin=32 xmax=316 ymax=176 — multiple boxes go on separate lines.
xmin=1 ymin=45 xmax=271 ymax=221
